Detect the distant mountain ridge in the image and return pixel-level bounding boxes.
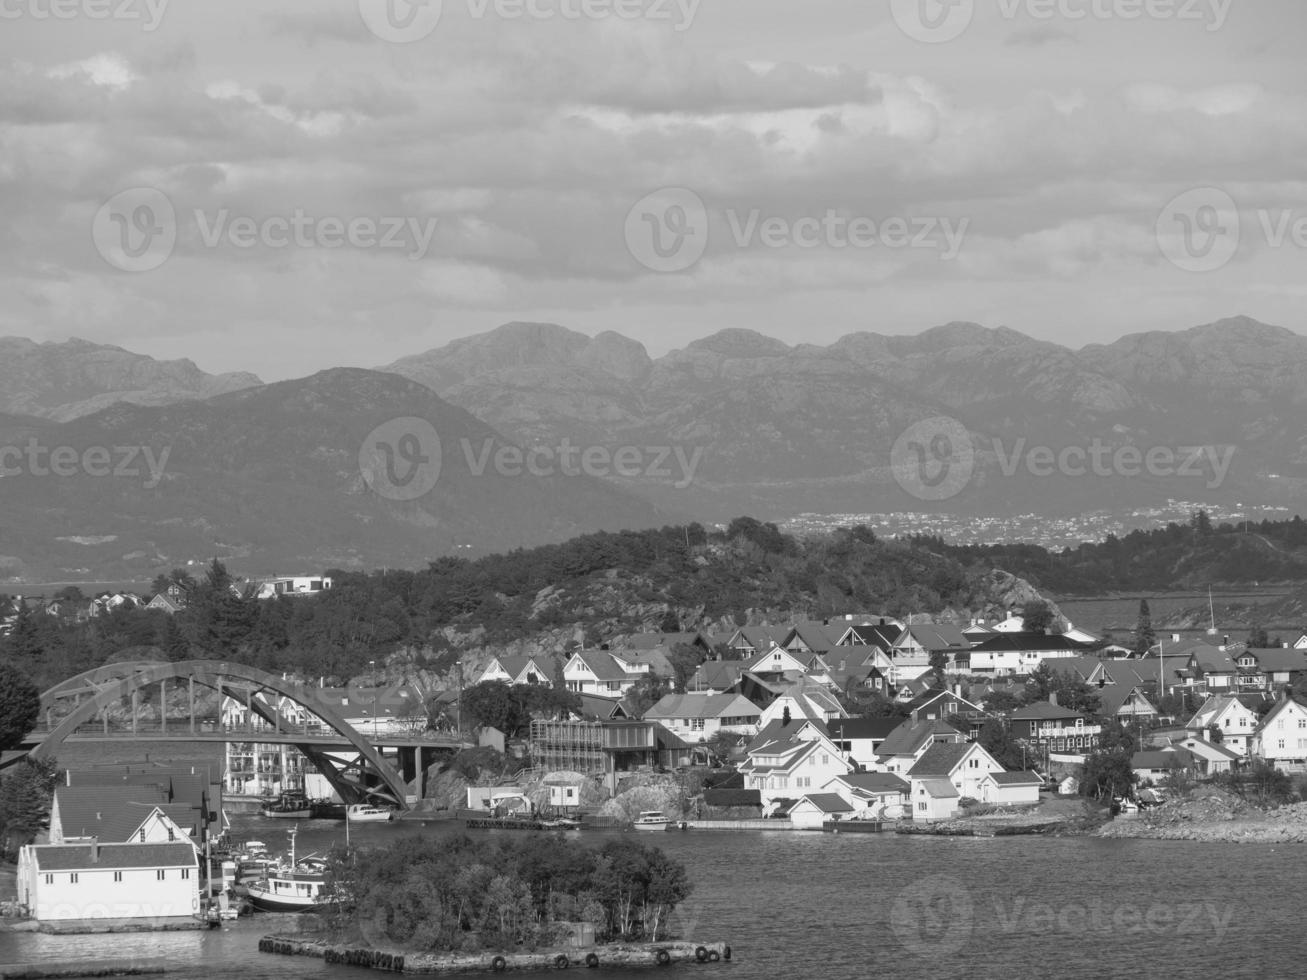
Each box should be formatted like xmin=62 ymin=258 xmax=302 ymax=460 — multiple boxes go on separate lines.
xmin=378 ymin=315 xmax=1307 ymax=519
xmin=0 ymin=336 xmax=262 ymax=421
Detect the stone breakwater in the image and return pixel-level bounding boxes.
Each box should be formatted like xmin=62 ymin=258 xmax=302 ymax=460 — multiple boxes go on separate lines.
xmin=259 ymin=935 xmax=733 ymax=973
xmin=1096 ymin=796 xmax=1307 ymax=843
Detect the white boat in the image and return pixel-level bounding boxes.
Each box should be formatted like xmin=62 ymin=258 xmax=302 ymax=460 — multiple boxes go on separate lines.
xmin=346 ymin=804 xmax=395 ymax=823
xmin=246 ymin=869 xmax=331 ymax=912
xmin=633 ymin=811 xmax=672 ymax=831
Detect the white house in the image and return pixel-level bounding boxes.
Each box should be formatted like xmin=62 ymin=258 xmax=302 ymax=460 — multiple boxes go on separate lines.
xmin=821 ymin=772 xmax=910 ymax=818
xmin=1186 ymin=695 xmax=1260 ymax=756
xmin=788 ymin=793 xmax=855 ymax=829
xmin=643 ymin=693 xmax=762 ymax=743
xmin=967 ymin=633 xmax=1089 ymax=675
xmin=474 ymin=655 xmax=557 ymax=687
xmin=978 ymin=771 xmax=1043 ymax=806
xmin=562 ymin=652 xmax=641 ymax=697
xmin=253 ymin=575 xmax=333 ymax=599
xmin=1251 ymin=694 xmax=1307 ymax=770
xmin=906 ymin=742 xmax=1006 ymax=822
xmin=757 ymin=679 xmax=846 ymax=727
xmin=17 ymin=842 xmax=199 ymax=922
xmin=740 ymin=719 xmax=854 ymax=805
xmin=874 ymin=717 xmax=969 ymax=775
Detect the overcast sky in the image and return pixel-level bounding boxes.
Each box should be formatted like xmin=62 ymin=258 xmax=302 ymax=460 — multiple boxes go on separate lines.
xmin=3 ymin=0 xmax=1306 ymax=380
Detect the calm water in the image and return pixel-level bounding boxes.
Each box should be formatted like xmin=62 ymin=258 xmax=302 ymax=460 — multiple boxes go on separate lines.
xmin=3 ymin=811 xmax=1303 ymax=980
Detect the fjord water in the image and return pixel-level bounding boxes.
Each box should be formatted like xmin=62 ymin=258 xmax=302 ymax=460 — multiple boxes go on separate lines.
xmin=3 ymin=814 xmax=1300 ymax=980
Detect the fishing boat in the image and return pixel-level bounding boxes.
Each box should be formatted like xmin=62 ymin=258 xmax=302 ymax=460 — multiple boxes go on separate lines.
xmin=346 ymin=803 xmax=395 ymax=823
xmin=311 ymin=799 xmax=347 ymax=820
xmin=260 ymin=793 xmax=312 ymax=819
xmin=633 ymin=811 xmax=672 ymax=832
xmin=245 ymin=828 xmax=334 ymax=912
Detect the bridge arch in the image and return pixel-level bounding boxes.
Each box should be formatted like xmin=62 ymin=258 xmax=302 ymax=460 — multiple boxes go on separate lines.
xmin=29 ymin=659 xmax=413 ymax=808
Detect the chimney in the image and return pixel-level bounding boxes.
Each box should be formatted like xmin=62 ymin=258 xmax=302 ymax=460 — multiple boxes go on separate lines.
xmin=1048 ymin=692 xmax=1057 ymax=706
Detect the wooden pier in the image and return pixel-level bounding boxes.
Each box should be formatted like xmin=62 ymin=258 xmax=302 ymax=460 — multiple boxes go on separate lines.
xmin=259 ymin=935 xmax=732 ymax=973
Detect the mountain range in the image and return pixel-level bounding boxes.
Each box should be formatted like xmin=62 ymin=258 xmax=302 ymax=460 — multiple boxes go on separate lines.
xmin=2 ymin=316 xmax=1306 ymax=581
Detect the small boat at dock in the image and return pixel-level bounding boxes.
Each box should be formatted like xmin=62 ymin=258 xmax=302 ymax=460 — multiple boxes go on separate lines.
xmin=633 ymin=811 xmax=672 ymax=831
xmin=346 ymin=803 xmax=395 ymax=823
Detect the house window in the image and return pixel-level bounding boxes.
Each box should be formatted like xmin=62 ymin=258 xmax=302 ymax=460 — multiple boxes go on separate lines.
xmin=821 ymin=754 xmax=828 ymax=765
xmin=44 ymin=874 xmax=53 ymax=885
xmin=918 ymin=802 xmax=927 ymax=811
xmin=182 ymin=869 xmax=190 ymax=880
xmin=167 ymin=827 xmax=176 ymax=841
xmin=114 ymin=871 xmax=123 ymax=882
xmin=69 ymin=873 xmax=78 ymax=883
xmin=1278 ymin=739 xmax=1285 ymax=750
xmin=139 ymin=829 xmax=146 ymax=842
xmin=157 ymin=870 xmax=166 ymax=881
xmin=690 ymin=719 xmax=705 ymax=732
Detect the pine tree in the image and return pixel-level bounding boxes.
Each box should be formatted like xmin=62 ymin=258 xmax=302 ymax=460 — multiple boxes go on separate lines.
xmin=1133 ymin=599 xmax=1155 ymax=655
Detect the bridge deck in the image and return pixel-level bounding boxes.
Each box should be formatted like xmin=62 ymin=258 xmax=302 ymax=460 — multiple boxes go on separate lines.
xmin=20 ymin=726 xmax=470 ymax=751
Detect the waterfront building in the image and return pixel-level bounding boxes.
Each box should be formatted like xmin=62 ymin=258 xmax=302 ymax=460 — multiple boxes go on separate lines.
xmin=16 ymin=841 xmax=199 ymax=922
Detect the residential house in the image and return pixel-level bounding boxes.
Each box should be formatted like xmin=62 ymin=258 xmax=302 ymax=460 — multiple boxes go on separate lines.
xmin=252 ymin=575 xmax=333 ymax=599
xmin=1096 ymin=684 xmax=1160 ymax=726
xmin=903 ymin=688 xmax=986 ymax=726
xmin=978 ymin=770 xmax=1043 ymax=805
xmin=145 ymin=592 xmax=185 ymax=614
xmin=49 ymin=787 xmax=198 ymax=850
xmin=722 ymin=626 xmax=789 ymax=659
xmin=788 ymin=793 xmax=855 ymax=829
xmin=825 ymin=717 xmax=903 ymax=769
xmin=743 ymin=645 xmax=831 ymax=684
xmin=740 ymin=719 xmax=853 ymax=805
xmin=1008 ymin=701 xmax=1102 ymax=752
xmin=757 ymin=678 xmax=846 ymax=727
xmin=821 ymin=771 xmax=910 ymax=818
xmin=782 ymin=622 xmax=840 ymax=657
xmin=17 ymin=842 xmax=200 ymax=922
xmin=622 ymin=631 xmax=708 ymax=652
xmin=575 ymin=694 xmax=631 ymax=721
xmin=563 ymin=651 xmax=642 ymax=697
xmin=967 ymin=632 xmax=1091 ymax=675
xmin=686 ymin=661 xmax=747 ymax=693
xmin=1175 ymin=736 xmax=1242 ymax=775
xmin=1186 ymin=695 xmax=1261 ymax=756
xmin=831 ymin=621 xmax=902 ymax=652
xmin=874 ymin=717 xmax=969 ymax=776
xmin=891 ymin=624 xmax=971 ymax=679
xmin=643 ymin=693 xmax=763 ymax=743
xmin=1237 ymin=648 xmax=1307 ymax=693
xmin=475 ymin=654 xmax=558 ymax=687
xmin=906 ymin=742 xmax=1007 ymax=821
xmin=1132 ymin=747 xmax=1191 ymax=785
xmin=1251 ymin=693 xmax=1307 ymax=770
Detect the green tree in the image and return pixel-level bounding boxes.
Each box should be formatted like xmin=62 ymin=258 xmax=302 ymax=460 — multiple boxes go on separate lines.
xmin=1248 ymin=624 xmax=1269 ymax=649
xmin=461 ymin=681 xmax=526 ymax=736
xmin=0 ymin=757 xmax=58 ymax=857
xmin=1021 ymin=599 xmax=1055 ymax=634
xmin=0 ymin=663 xmax=40 ymax=751
xmin=928 ymin=649 xmax=948 ymax=689
xmin=623 ymin=675 xmax=672 ymax=719
xmin=1132 ymin=599 xmax=1155 ymax=656
xmin=667 ymin=643 xmax=706 ymax=692
xmin=977 ymin=718 xmax=1025 ymax=771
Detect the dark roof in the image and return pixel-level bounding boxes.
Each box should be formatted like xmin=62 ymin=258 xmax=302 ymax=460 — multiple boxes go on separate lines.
xmin=971 ymin=633 xmax=1091 ymax=652
xmin=825 ymin=717 xmax=902 ymax=741
xmin=54 ymin=785 xmax=169 ymax=843
xmin=897 ymin=624 xmax=969 ymax=651
xmin=796 ymin=793 xmax=854 ymax=813
xmin=876 ymin=718 xmax=966 ymax=758
xmin=833 ymin=772 xmax=909 ymax=794
xmin=689 ymin=661 xmax=746 ymax=691
xmin=577 ymin=694 xmax=629 ymax=720
xmin=837 ymin=623 xmax=901 ymax=652
xmin=571 ymin=651 xmax=636 ymax=682
xmin=31 ymin=842 xmax=197 ymax=871
xmin=907 ymin=742 xmax=975 ymax=777
xmin=1010 ymin=702 xmax=1088 ymax=722
xmin=987 ymin=771 xmax=1043 ymax=786
xmin=703 ymin=788 xmax=762 ymax=808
